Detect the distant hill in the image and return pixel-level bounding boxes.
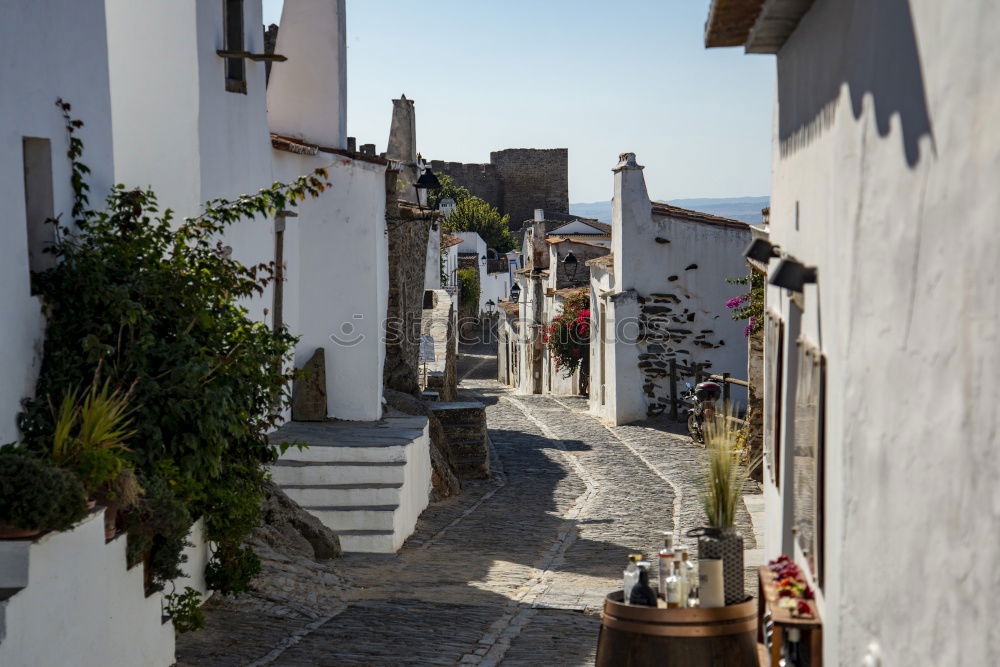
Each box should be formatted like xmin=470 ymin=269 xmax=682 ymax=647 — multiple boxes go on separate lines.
xmin=570 ymin=196 xmax=769 ymax=225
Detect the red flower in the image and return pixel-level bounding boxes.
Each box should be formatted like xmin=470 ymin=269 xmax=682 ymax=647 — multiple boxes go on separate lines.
xmin=796 ymin=600 xmax=812 ymax=615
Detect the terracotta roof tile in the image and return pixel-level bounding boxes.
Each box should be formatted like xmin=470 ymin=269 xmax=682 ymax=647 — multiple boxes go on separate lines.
xmin=651 ymin=202 xmax=749 ymax=230
xmin=587 ymin=254 xmax=614 ymax=272
xmin=554 ymin=287 xmax=588 ymax=300
xmin=549 ymin=219 xmax=612 ymax=235
xmin=498 ymin=301 xmax=520 ymax=316
xmin=440 ymin=233 xmax=463 ymax=249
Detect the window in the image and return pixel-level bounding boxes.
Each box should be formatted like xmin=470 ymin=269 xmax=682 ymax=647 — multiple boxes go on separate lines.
xmin=22 ymin=138 xmax=56 ymax=291
xmin=224 ymin=0 xmax=245 ymax=93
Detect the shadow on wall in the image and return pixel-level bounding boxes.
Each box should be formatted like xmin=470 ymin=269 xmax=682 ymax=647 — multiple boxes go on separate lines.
xmin=778 ymin=0 xmax=935 ymax=167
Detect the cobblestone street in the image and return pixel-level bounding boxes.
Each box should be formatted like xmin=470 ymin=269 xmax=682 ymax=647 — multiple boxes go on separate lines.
xmin=177 ymin=347 xmax=758 ymax=666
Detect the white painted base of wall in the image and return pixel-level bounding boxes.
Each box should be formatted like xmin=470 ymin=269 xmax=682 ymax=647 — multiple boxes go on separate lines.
xmin=0 ymin=510 xmax=174 ymax=666
xmin=0 ymin=510 xmax=212 ymax=666
xmin=271 ymin=416 xmax=431 ymax=553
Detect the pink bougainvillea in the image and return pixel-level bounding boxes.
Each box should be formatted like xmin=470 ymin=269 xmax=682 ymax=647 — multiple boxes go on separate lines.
xmin=545 ymin=291 xmax=590 ymax=378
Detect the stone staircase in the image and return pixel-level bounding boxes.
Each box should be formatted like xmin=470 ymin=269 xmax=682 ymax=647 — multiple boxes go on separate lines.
xmin=269 ymin=417 xmax=431 ymax=553
xmin=428 ymin=402 xmax=491 ymax=479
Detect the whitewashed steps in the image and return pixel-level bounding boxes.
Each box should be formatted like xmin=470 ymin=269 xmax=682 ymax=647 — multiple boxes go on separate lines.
xmin=269 ymin=417 xmax=431 ymax=553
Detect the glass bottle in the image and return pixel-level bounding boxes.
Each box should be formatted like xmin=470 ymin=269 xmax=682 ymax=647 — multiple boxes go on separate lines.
xmin=623 ymin=554 xmax=642 ymax=604
xmin=779 ymin=628 xmax=802 ymax=666
xmin=629 ymin=562 xmax=658 ymax=607
xmin=657 ymin=531 xmax=675 ymax=599
xmin=679 ymin=546 xmax=698 ymax=607
xmin=665 ymin=561 xmax=682 ymax=608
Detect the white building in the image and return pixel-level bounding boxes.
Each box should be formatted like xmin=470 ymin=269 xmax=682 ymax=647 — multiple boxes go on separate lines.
xmin=0 ymin=1 xmax=115 ymax=445
xmin=0 ymin=2 xmax=188 ymax=664
xmin=267 ymin=0 xmax=388 ymax=423
xmin=705 ymin=0 xmax=1000 ymax=664
xmin=588 ymin=153 xmax=750 ymax=425
xmin=106 ymin=0 xmax=277 ymax=325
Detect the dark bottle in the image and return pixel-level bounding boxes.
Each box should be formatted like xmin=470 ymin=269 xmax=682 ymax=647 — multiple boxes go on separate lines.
xmin=629 ymin=562 xmax=658 ymax=607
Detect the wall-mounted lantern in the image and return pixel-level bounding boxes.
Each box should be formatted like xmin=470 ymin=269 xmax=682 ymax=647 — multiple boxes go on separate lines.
xmin=414 ymin=169 xmax=441 ymax=208
xmin=769 ymin=257 xmax=817 ymax=292
xmin=744 ymin=238 xmax=780 ymax=263
xmin=510 ymin=283 xmax=521 ymax=302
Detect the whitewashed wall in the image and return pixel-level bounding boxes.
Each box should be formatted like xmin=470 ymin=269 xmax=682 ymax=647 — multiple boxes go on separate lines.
xmin=0 ymin=0 xmax=115 ymax=445
xmin=106 ymin=0 xmax=276 ymax=326
xmin=273 ymin=151 xmax=388 ymax=421
xmin=596 ymin=154 xmax=749 ymax=424
xmin=761 ymin=1 xmax=1000 ymax=665
xmin=481 ymin=271 xmax=512 ymax=316
xmin=425 ymin=224 xmax=442 ymax=289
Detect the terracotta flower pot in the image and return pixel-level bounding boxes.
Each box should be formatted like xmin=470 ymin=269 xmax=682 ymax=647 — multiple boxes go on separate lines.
xmin=0 ymin=524 xmax=42 ymax=540
xmin=103 ymin=502 xmax=119 ymax=540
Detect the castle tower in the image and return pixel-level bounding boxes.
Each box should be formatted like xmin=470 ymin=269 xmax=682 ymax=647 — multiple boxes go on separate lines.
xmin=266 ymin=0 xmax=347 ymax=148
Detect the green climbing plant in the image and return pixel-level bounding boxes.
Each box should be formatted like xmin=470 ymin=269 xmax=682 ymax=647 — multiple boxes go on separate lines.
xmin=19 ymin=99 xmax=330 ymax=596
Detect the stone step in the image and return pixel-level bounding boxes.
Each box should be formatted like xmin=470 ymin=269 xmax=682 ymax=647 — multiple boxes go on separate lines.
xmin=281 ymin=483 xmax=403 ymax=506
xmin=336 ymin=530 xmax=397 ymax=553
xmin=280 ymin=442 xmax=409 ymax=464
xmin=428 ymin=401 xmax=486 ymax=424
xmin=271 ymin=460 xmax=407 ymax=486
xmin=304 ymin=505 xmax=399 ymax=532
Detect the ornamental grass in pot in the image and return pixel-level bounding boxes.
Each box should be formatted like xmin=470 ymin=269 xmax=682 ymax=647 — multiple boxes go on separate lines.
xmin=688 ymin=407 xmax=761 ymax=606
xmin=50 ymin=379 xmax=142 ymax=538
xmin=0 ymin=449 xmax=89 ymax=539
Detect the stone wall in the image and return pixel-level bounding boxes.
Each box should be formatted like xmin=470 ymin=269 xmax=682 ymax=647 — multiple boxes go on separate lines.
xmin=422 ymin=289 xmax=458 ymax=402
xmin=746 ymin=325 xmax=764 ymax=482
xmin=491 ymin=148 xmax=569 ymax=231
xmin=430 ymin=148 xmax=568 ymax=233
xmin=429 ymin=160 xmax=503 ymax=211
xmin=384 ymin=172 xmax=435 ymax=394
xmin=637 ymin=290 xmax=731 ymax=418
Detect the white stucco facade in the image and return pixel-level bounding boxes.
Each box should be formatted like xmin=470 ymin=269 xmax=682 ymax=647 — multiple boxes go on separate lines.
xmin=719 ymin=1 xmax=1000 ymax=664
xmin=0 ymin=0 xmax=115 ymax=445
xmin=590 ymin=154 xmax=750 ymax=425
xmin=105 ymin=0 xmax=277 ymax=326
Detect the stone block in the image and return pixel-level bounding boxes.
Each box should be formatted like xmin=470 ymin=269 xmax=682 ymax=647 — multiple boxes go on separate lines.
xmin=292 ymin=348 xmax=327 ymax=421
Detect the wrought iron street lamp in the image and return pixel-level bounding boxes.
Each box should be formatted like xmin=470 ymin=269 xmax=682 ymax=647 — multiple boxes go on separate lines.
xmin=413 ymin=169 xmax=441 ymax=208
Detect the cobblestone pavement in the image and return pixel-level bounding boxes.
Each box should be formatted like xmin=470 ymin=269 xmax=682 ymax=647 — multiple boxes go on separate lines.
xmin=177 ymin=346 xmax=758 ymax=666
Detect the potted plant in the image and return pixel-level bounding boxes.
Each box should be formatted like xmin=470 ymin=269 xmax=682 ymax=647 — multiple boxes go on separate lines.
xmin=0 ymin=449 xmax=89 ymax=538
xmin=688 ymin=408 xmax=761 ymax=605
xmin=50 ymin=379 xmax=142 ymax=538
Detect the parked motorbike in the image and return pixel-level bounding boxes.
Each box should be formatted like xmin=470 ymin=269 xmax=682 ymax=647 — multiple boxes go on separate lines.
xmin=682 ymin=380 xmax=723 ymax=444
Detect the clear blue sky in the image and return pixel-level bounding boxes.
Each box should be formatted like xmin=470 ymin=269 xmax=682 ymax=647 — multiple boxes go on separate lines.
xmin=262 ymin=0 xmax=774 ymax=203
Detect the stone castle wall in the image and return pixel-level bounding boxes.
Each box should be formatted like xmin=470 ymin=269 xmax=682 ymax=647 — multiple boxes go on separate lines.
xmin=491 ymin=148 xmax=568 ymax=231
xmin=430 ymin=148 xmax=568 ymax=233
xmin=429 ymin=160 xmax=503 ymax=210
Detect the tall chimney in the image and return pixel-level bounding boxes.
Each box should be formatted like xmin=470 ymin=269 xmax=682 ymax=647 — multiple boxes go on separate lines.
xmin=386 ymin=95 xmax=417 ymax=164
xmin=266 ymin=0 xmax=347 ymax=148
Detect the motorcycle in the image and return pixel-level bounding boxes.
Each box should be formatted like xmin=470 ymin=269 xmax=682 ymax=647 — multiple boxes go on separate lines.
xmin=682 ymin=380 xmax=723 ymax=444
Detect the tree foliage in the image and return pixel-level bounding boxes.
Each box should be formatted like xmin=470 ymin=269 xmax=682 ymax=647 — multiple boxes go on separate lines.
xmin=444 ymin=196 xmax=517 ymax=253
xmin=428 ymin=173 xmax=472 ymax=210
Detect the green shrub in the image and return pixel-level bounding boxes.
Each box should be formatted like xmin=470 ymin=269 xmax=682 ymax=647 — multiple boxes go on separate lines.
xmin=164 ymin=586 xmax=205 ymax=633
xmin=125 ymin=473 xmax=192 ymax=591
xmin=458 ymin=267 xmax=480 ymax=313
xmin=0 ymin=451 xmax=88 ymax=532
xmin=19 ymin=100 xmax=329 ymax=597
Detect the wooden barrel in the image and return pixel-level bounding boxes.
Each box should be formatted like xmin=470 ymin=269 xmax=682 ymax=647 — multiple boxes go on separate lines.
xmin=596 ymin=591 xmax=758 ymax=667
